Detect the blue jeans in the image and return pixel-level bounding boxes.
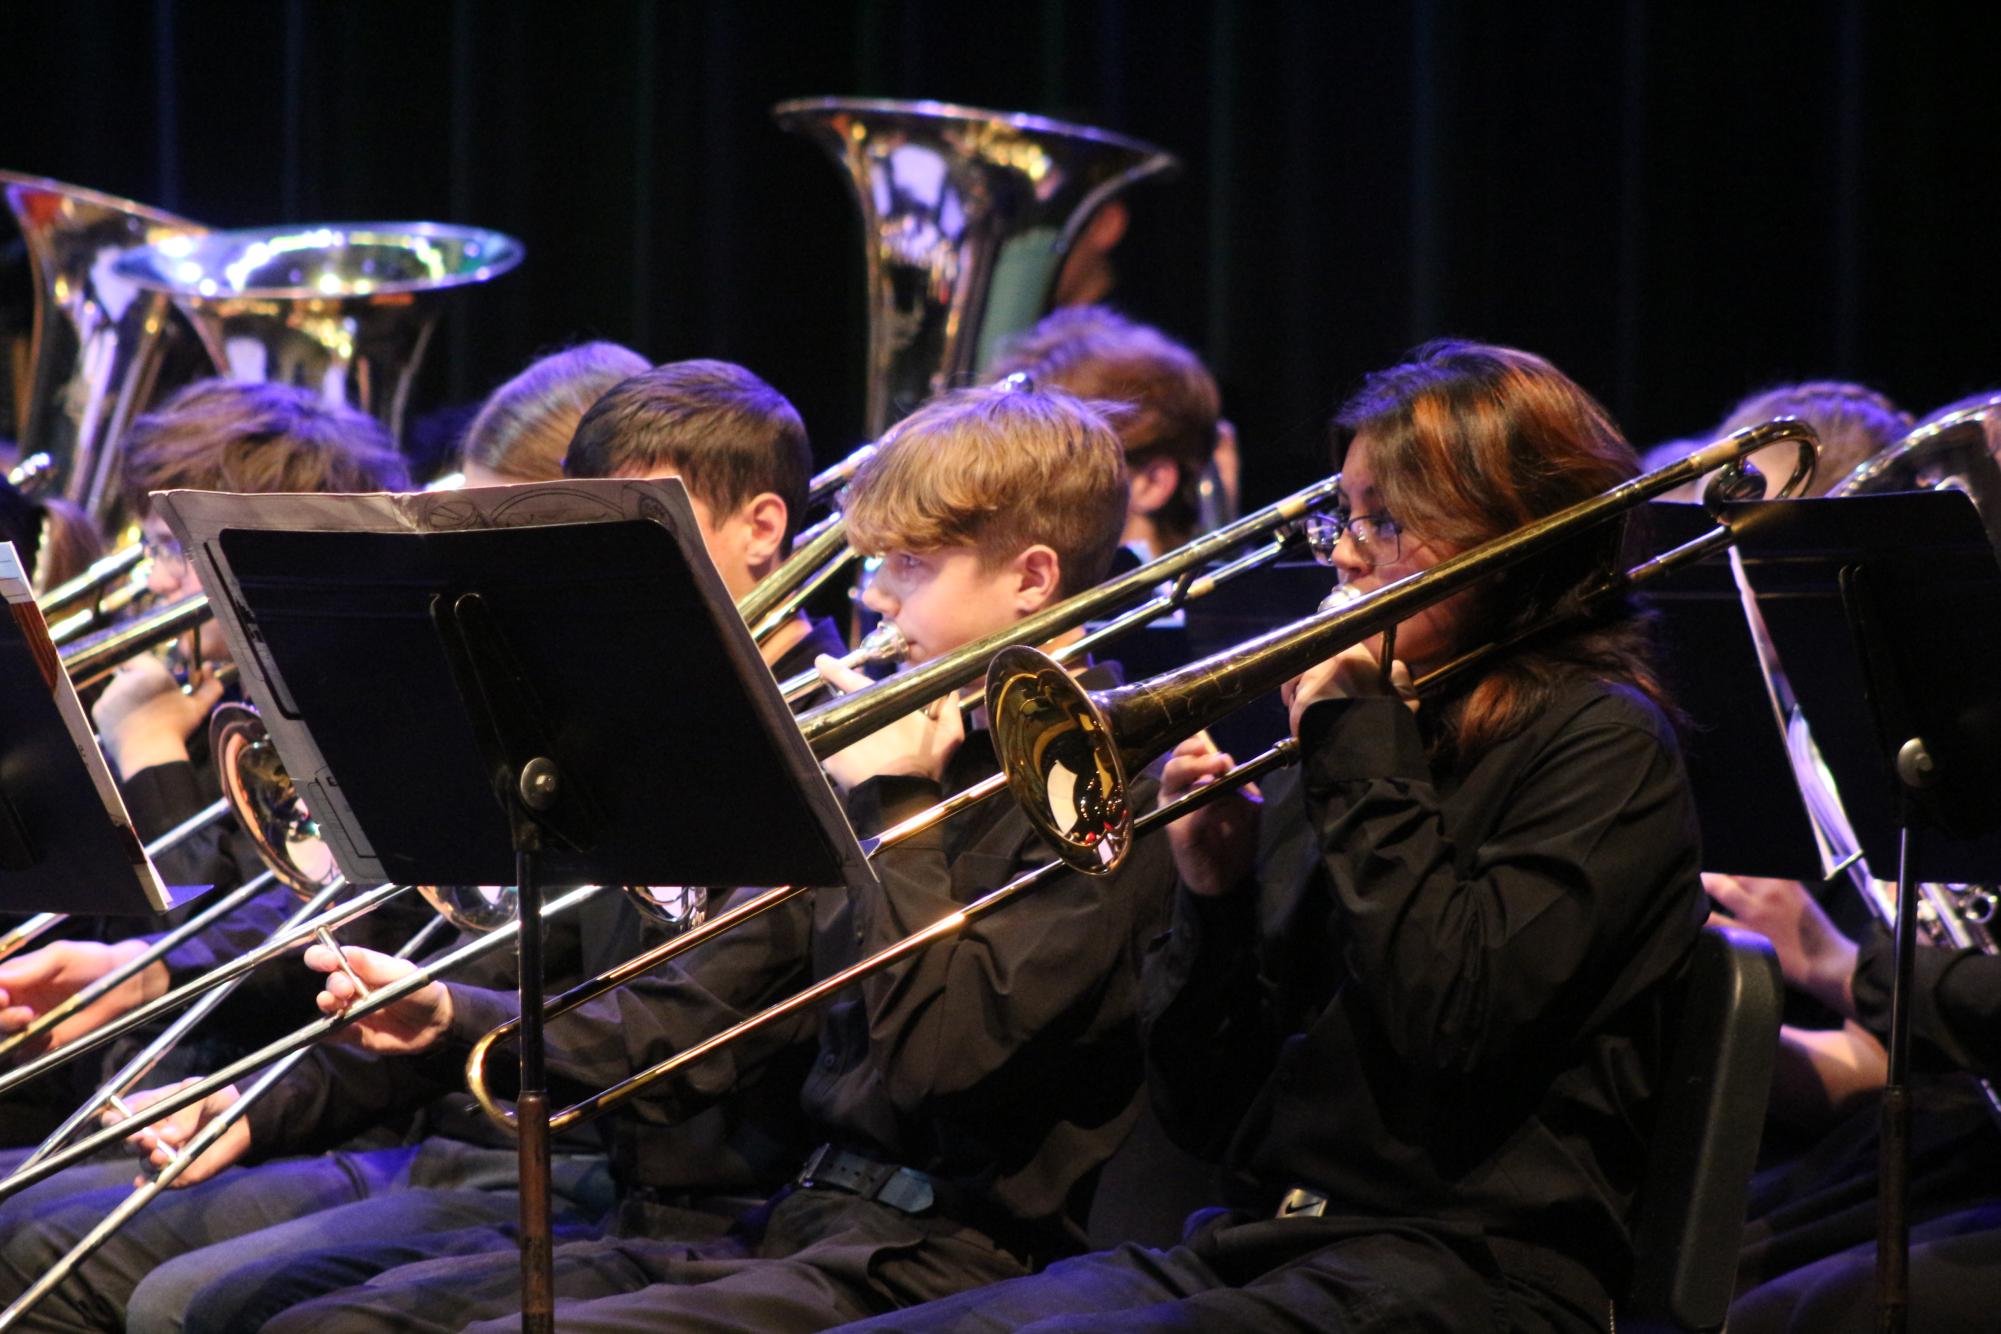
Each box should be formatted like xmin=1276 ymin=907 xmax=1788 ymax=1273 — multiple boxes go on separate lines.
xmin=0 ymin=1136 xmax=609 ymax=1333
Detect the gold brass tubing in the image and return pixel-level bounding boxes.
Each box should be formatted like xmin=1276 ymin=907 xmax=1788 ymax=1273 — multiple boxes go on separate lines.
xmin=465 ymin=769 xmax=1012 ymax=1132
xmin=739 ymin=513 xmax=848 ymax=642
xmin=56 ymin=591 xmax=211 ymax=690
xmin=39 ymin=543 xmax=145 ymax=619
xmin=749 ymin=544 xmax=859 ymax=643
xmin=804 ymin=443 xmax=877 ymax=509
xmin=534 ymin=740 xmax=1297 ymax=1133
xmin=794 ymin=475 xmax=1345 ymax=760
xmin=0 ymin=912 xmax=455 ymax=1331
xmin=981 ymin=418 xmax=1821 ymax=879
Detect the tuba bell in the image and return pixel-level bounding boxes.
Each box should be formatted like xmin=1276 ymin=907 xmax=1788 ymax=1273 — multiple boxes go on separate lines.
xmin=1828 ymin=392 xmax=2001 ymax=553
xmin=773 ymin=97 xmax=1180 ymax=436
xmin=0 ymin=171 xmax=213 ymax=521
xmin=114 ymin=221 xmax=525 ymax=447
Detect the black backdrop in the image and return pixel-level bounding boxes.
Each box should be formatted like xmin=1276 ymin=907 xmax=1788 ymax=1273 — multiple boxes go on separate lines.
xmin=5 ymin=0 xmax=1998 ymax=503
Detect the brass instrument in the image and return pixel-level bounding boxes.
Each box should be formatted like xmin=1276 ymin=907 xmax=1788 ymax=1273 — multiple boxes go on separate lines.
xmin=775 ymin=98 xmax=1179 ymax=437
xmin=451 ymin=420 xmax=1818 ymax=1134
xmin=0 ymin=454 xmax=1337 ymax=1198
xmin=792 ymin=474 xmax=1344 ymax=759
xmin=740 ymin=511 xmax=852 ymax=645
xmin=0 ymin=902 xmax=458 ymax=1330
xmin=778 ymin=621 xmax=907 ymax=705
xmin=739 ymin=440 xmax=890 ymax=646
xmin=1 ymin=172 xmax=211 ymax=523
xmin=464 ymin=491 xmax=1325 ymax=1131
xmin=114 ymin=222 xmax=524 ymax=446
xmin=1820 ymin=395 xmax=2001 ymax=962
xmin=41 ymin=543 xmax=148 ymax=644
xmin=0 ymin=884 xmax=608 ymax=1207
xmin=54 ymin=590 xmax=211 ymax=692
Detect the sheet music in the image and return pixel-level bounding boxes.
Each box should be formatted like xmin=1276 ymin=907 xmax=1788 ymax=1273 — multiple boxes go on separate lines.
xmin=150 ymin=481 xmax=876 ymax=896
xmin=0 ymin=542 xmax=172 ymax=913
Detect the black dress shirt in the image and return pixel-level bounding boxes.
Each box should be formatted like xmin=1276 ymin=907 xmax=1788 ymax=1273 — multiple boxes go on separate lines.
xmin=1144 ymin=675 xmax=1706 ymax=1305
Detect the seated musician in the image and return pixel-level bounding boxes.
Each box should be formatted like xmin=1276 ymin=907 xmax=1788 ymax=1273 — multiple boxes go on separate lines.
xmin=0 ymin=382 xmax=411 ymax=1148
xmin=821 ymin=339 xmax=1708 ymax=1333
xmin=458 ymin=340 xmax=648 ymax=487
xmin=991 ymin=306 xmax=1227 ymax=561
xmin=1707 ymin=872 xmax=2001 ymax=1333
xmin=230 ymin=381 xmax=1178 ymax=1334
xmin=0 ymin=359 xmax=834 ymax=1332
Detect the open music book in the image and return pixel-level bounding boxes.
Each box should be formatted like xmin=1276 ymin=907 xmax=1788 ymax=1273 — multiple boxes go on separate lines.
xmin=0 ymin=542 xmax=174 ymax=914
xmin=151 ymin=480 xmax=875 ymax=895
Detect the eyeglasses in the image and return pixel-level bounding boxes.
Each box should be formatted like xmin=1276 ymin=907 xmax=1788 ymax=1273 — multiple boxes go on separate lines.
xmin=1304 ymin=510 xmax=1402 ymax=566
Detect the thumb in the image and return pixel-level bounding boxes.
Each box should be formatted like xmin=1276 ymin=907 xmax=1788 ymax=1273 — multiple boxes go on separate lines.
xmin=190 ymin=676 xmax=227 ymax=711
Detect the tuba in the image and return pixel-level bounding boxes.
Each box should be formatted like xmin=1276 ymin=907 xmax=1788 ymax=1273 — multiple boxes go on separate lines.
xmin=0 ymin=172 xmax=212 ymax=520
xmin=1825 ymin=395 xmax=2001 ymax=959
xmin=114 ymin=222 xmax=525 ymax=448
xmin=773 ymin=97 xmax=1180 ymax=436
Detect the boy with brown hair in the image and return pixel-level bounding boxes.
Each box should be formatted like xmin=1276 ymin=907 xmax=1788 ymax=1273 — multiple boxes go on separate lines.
xmin=991 ymin=306 xmax=1227 ymax=559
xmin=252 ymin=382 xmax=1177 ymax=1334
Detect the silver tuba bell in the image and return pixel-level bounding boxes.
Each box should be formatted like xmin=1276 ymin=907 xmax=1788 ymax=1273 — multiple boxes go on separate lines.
xmin=773 ymin=97 xmax=1179 ymax=435
xmin=1828 ymin=392 xmax=2001 ymax=552
xmin=115 ymin=222 xmax=525 ymax=447
xmin=1 ymin=171 xmax=212 ymax=520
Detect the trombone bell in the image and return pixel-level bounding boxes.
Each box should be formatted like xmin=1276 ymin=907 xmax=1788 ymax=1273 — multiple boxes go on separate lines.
xmin=212 ymin=703 xmax=338 ymax=897
xmin=985 ymin=646 xmax=1131 ymax=875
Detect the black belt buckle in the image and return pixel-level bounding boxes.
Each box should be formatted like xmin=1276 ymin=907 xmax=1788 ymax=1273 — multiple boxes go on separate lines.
xmin=796 ymin=1145 xmax=936 ymax=1216
xmin=1276 ymin=1186 xmax=1329 ymax=1219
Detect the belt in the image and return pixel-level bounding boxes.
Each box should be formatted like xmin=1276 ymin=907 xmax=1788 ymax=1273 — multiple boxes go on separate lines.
xmin=1276 ymin=1185 xmax=1330 ymax=1219
xmin=795 ymin=1144 xmax=937 ymax=1215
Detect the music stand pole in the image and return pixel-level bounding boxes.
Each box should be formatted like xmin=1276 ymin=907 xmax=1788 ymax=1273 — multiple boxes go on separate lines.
xmin=431 ymin=593 xmax=567 ymax=1334
xmin=1876 ymin=741 xmax=1932 ymax=1334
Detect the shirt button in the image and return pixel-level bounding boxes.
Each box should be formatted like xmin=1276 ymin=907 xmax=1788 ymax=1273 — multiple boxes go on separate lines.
xmin=820 ymin=1052 xmax=838 ymax=1070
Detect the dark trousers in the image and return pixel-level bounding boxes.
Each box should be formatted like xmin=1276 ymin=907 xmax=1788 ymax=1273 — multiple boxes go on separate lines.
xmin=1732 ymin=1080 xmax=2001 ymax=1333
xmin=822 ymin=1214 xmax=1600 ymax=1334
xmin=0 ymin=1137 xmax=609 ymax=1333
xmin=1731 ymin=1204 xmax=2001 ymax=1334
xmin=261 ymin=1187 xmax=1035 ymax=1334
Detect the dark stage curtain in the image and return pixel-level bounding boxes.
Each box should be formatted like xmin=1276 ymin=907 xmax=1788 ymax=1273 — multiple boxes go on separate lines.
xmin=3 ymin=0 xmax=1997 ymax=502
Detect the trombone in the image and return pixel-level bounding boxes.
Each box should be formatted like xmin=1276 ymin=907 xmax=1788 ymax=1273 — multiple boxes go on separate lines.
xmin=0 ymin=465 xmax=1347 ymax=1160
xmin=738 ymin=439 xmax=879 ymax=645
xmin=458 ymin=417 xmax=1819 ymax=1135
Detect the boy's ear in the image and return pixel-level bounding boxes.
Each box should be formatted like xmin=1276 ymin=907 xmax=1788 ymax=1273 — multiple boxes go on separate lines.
xmin=1012 ymin=544 xmax=1062 ymax=613
xmin=739 ymin=492 xmax=790 ymax=574
xmin=1130 ymin=454 xmax=1182 ymax=516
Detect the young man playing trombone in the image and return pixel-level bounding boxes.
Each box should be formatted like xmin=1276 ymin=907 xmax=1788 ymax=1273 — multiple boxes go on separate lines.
xmin=215 ymin=382 xmax=1180 ymax=1333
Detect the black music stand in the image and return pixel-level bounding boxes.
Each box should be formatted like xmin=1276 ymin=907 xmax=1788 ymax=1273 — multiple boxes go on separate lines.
xmin=156 ymin=479 xmax=877 ymax=1334
xmin=1723 ymin=490 xmax=2001 ymax=1334
xmin=0 ymin=542 xmax=175 ymax=915
xmin=1624 ymin=502 xmax=1825 ymax=880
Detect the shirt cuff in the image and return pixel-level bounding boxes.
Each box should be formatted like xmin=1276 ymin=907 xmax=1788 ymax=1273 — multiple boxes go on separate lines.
xmin=1850 ymin=924 xmax=1951 ymax=1035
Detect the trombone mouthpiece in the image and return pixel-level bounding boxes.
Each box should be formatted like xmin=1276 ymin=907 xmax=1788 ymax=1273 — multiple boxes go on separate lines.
xmin=1318 ymin=582 xmax=1365 ymax=614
